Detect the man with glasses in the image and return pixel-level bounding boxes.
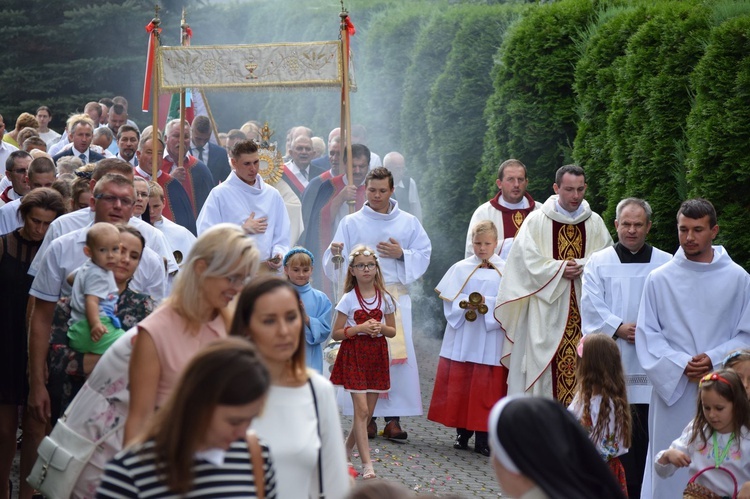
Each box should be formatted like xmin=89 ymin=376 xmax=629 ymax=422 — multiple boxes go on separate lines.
xmin=325 ymin=166 xmax=431 ymax=441
xmin=27 ymin=173 xmax=167 ymax=427
xmin=0 ymin=150 xmax=30 ymax=206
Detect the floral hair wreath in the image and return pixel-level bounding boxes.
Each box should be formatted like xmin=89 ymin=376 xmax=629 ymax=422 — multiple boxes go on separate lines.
xmin=349 ymin=249 xmax=377 ymax=264
xmin=282 ymin=247 xmax=314 ymax=267
xmin=699 ymin=372 xmax=731 ymax=387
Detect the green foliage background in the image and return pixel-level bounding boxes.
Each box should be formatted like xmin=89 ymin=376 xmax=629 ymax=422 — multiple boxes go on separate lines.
xmin=4 ymin=0 xmax=750 ymax=326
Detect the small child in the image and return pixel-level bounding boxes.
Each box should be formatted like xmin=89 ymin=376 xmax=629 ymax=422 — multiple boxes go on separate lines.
xmin=283 ymin=246 xmax=332 ymax=373
xmin=428 ymin=220 xmax=505 ymax=456
xmin=724 ymin=350 xmax=750 ymax=399
xmin=568 ymin=333 xmax=631 ymax=495
xmin=329 ymin=245 xmax=396 ymax=480
xmin=656 ymin=370 xmax=750 ymax=497
xmin=67 ymin=222 xmax=125 ymax=354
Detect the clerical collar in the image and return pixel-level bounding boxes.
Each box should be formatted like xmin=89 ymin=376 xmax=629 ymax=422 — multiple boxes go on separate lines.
xmin=555 ymin=200 xmax=583 ymax=219
xmin=614 ymin=242 xmax=653 ymax=264
xmin=498 ymin=196 xmax=530 ymax=210
xmin=135 ymin=166 xmax=163 ymax=180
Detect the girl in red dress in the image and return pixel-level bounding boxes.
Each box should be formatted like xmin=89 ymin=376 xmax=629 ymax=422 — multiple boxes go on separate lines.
xmin=330 ymin=245 xmax=396 ymax=480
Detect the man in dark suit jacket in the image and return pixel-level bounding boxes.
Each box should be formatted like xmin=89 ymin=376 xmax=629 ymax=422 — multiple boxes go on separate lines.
xmin=51 ymin=116 xmax=105 ymax=165
xmin=191 ymin=115 xmax=231 ymax=185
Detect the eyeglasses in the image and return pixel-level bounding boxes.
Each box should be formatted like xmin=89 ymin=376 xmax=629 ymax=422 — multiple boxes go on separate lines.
xmin=94 ymin=193 xmax=135 ymax=207
xmin=351 ymin=263 xmax=377 ymax=271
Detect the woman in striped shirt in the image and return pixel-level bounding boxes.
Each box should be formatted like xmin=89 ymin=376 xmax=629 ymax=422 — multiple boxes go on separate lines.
xmin=97 ymin=338 xmax=277 ymax=498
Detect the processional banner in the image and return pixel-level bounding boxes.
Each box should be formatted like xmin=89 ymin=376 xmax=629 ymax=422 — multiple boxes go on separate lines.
xmin=157 ymin=41 xmax=352 ymax=91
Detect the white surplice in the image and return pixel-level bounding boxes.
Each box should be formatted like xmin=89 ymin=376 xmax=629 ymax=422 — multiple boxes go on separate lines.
xmin=435 ymin=254 xmax=503 ymax=365
xmin=636 ymin=246 xmax=750 ymax=499
xmin=323 ymin=199 xmax=431 ymax=416
xmin=266 ymin=178 xmax=304 ymax=246
xmin=196 ymin=171 xmax=290 ymax=261
xmin=494 ymin=196 xmax=613 ymax=399
xmin=581 ymin=245 xmax=672 ymax=404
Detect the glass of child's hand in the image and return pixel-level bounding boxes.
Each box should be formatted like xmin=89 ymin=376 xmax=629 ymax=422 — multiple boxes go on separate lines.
xmin=91 ymin=324 xmax=106 ymax=342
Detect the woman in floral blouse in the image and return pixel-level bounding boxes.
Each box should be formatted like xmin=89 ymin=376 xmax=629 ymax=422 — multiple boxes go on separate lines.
xmin=47 ymin=225 xmax=156 ymax=419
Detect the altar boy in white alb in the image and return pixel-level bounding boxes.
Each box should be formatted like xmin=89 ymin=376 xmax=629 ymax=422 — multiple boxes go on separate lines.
xmin=324 ymin=167 xmax=431 ymax=439
xmin=196 ymin=140 xmax=290 ymax=271
xmin=580 ymin=197 xmax=671 ymax=498
xmin=636 ymin=198 xmax=750 ymax=499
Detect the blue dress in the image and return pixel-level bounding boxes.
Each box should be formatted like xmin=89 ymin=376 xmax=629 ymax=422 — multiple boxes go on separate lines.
xmin=293 ymin=282 xmax=332 ymax=373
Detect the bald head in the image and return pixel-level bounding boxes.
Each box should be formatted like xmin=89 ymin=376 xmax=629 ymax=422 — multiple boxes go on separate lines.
xmin=383 ymin=152 xmax=405 ymax=184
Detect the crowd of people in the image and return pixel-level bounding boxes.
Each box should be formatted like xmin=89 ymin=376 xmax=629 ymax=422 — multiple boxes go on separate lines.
xmin=0 ymin=98 xmax=749 ymax=499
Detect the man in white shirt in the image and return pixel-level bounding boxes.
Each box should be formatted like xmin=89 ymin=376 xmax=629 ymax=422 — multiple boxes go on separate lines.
xmin=283 ymin=135 xmax=326 ymax=199
xmin=636 ymin=198 xmax=750 ymax=499
xmin=28 ymin=174 xmax=167 ymax=427
xmin=197 ymin=139 xmax=290 ymax=270
xmin=0 ymin=156 xmax=56 ymax=232
xmin=51 ymin=115 xmax=105 ymax=165
xmin=191 ymin=115 xmax=230 ymax=185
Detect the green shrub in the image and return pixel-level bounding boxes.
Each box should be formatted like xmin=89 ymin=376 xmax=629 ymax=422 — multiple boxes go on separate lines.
xmin=604 ymin=2 xmax=709 ymax=251
xmin=687 ymin=14 xmax=750 ymax=268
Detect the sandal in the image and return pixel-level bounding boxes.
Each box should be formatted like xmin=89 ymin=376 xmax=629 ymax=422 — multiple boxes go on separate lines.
xmin=362 ymin=464 xmax=377 ymax=480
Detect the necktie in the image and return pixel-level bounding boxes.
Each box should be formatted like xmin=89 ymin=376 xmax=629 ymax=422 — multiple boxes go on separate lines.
xmin=197 ymin=146 xmax=204 ymax=162
xmin=301 ymin=168 xmax=308 ymax=180
xmin=79 ymin=153 xmax=87 ymax=164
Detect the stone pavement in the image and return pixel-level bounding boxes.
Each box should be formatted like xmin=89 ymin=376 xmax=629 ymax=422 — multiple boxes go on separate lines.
xmin=10 ymin=329 xmax=503 ymax=498
xmin=340 ymin=329 xmax=503 ymax=498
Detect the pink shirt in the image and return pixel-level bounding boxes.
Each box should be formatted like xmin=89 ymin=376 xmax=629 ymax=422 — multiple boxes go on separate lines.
xmin=138 ymin=304 xmax=227 ymax=406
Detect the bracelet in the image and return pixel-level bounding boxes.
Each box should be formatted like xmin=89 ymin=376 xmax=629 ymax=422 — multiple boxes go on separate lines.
xmin=344 ymin=326 xmax=354 ymax=338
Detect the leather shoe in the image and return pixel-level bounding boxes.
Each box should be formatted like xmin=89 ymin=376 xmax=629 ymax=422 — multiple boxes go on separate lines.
xmin=367 ymin=419 xmax=377 ymax=439
xmin=474 ymin=431 xmax=490 ymax=456
xmin=453 ymin=428 xmax=471 ymax=450
xmin=382 ymin=419 xmax=408 ymax=440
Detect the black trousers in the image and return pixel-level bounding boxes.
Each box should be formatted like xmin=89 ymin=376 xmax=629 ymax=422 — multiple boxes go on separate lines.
xmin=619 ymin=403 xmax=649 ymax=499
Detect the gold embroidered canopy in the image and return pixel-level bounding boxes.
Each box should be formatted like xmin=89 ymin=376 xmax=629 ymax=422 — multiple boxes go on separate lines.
xmin=157 ymin=42 xmax=354 ymax=91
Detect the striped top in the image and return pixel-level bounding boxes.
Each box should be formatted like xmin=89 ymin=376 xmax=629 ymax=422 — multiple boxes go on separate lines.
xmin=96 ymin=439 xmax=276 ymax=498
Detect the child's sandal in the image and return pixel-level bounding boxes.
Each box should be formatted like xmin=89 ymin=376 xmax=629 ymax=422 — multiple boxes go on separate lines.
xmin=362 ymin=464 xmax=377 ymax=480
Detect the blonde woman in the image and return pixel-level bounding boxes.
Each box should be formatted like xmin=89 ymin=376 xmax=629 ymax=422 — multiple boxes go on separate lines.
xmin=124 ymin=223 xmax=259 ymax=444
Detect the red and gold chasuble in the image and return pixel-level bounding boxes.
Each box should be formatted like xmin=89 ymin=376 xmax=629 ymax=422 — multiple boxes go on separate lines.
xmin=551 ymin=220 xmax=586 ymax=406
xmin=489 ymin=192 xmax=536 ymax=240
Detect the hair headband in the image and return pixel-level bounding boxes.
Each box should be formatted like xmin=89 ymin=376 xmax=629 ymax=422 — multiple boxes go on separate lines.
xmin=700 ymin=372 xmax=732 ymax=387
xmin=283 ymin=247 xmax=314 ymax=267
xmin=722 ymin=350 xmax=749 ymax=365
xmin=349 ymin=249 xmax=377 ymax=264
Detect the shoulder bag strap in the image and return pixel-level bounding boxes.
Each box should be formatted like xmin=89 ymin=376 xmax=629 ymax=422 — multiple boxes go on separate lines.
xmin=308 ymin=377 xmax=324 ymax=498
xmin=245 ymin=431 xmax=265 ymax=499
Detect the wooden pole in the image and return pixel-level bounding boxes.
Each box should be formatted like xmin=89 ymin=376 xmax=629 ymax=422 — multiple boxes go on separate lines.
xmin=200 ymin=89 xmax=221 ymax=144
xmin=151 ymin=10 xmax=161 ymax=180
xmin=340 ymin=8 xmax=354 ymax=213
xmin=178 ymin=8 xmax=189 ymax=169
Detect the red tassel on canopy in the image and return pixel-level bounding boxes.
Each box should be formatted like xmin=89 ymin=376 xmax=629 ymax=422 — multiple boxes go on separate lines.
xmin=142 ymin=21 xmax=161 ymax=112
xmin=344 ymin=15 xmax=356 ymax=36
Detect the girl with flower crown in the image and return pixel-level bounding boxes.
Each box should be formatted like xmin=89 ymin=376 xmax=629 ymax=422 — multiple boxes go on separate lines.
xmin=329 ymin=245 xmax=396 ymax=480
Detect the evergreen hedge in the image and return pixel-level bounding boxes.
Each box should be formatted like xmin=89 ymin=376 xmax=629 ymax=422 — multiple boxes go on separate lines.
xmin=687 ymin=14 xmax=750 ymax=268
xmin=421 ymin=5 xmax=520 ymax=297
xmin=478 ymin=0 xmax=597 ymax=203
xmin=604 ymin=2 xmax=710 ymax=251
xmin=572 ymin=5 xmax=653 ymax=216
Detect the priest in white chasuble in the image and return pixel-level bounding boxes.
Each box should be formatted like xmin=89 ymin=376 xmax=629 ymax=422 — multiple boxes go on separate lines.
xmin=495 ymin=165 xmax=612 ymax=406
